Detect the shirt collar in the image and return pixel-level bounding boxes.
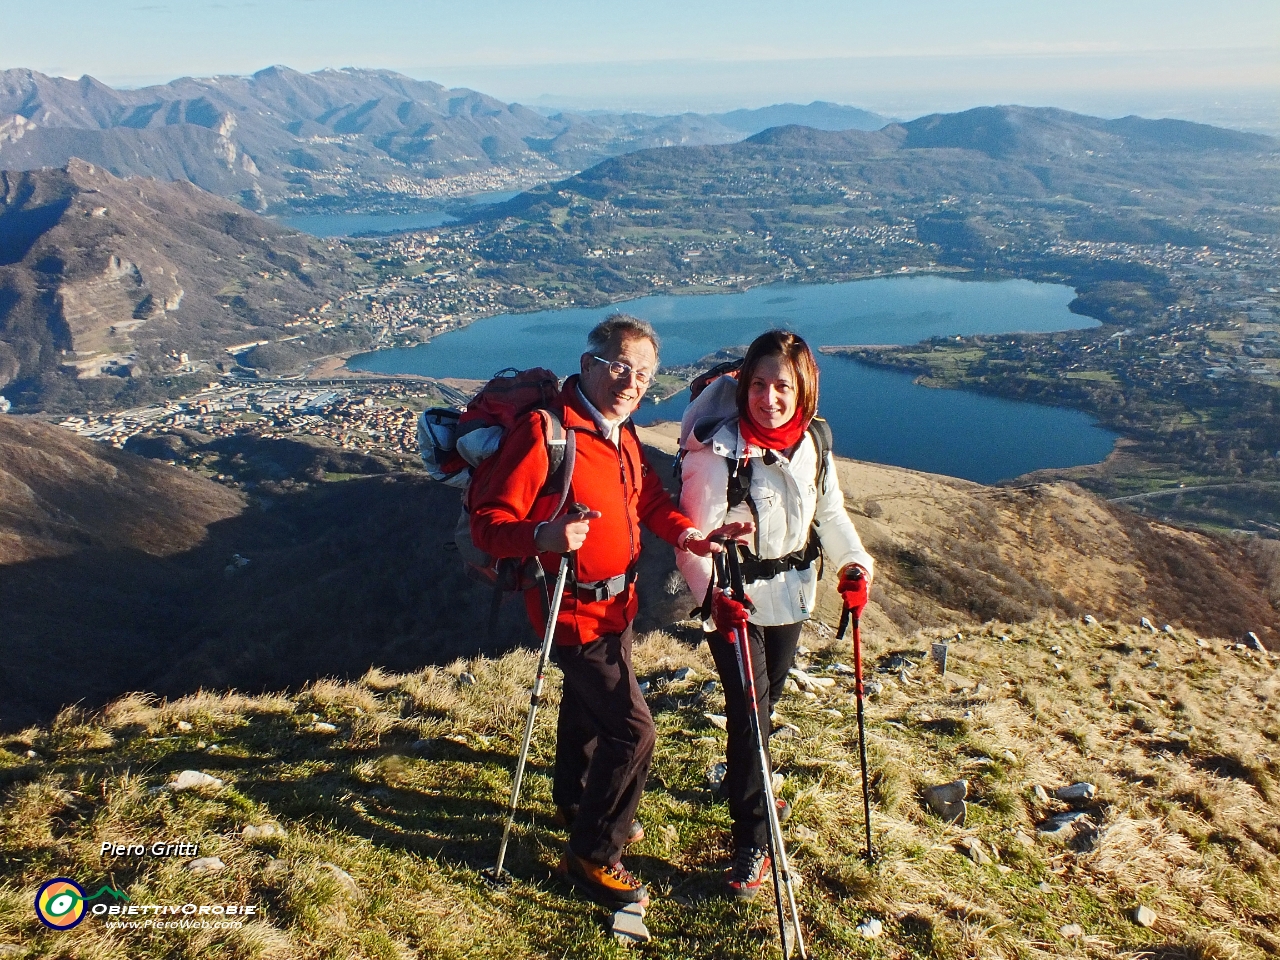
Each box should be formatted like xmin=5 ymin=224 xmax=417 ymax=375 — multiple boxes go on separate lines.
xmin=575 ymin=384 xmax=623 ymax=442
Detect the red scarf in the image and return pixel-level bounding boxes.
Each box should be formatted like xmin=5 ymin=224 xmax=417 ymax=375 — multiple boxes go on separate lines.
xmin=739 ymin=408 xmax=809 ymax=452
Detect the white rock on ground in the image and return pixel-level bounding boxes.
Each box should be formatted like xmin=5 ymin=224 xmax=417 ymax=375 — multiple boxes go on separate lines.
xmin=169 ymin=770 xmax=223 ymax=792
xmin=242 ymin=823 xmax=287 ymax=840
xmin=308 ymin=722 xmax=339 ymax=734
xmin=704 ymin=713 xmax=728 ymax=731
xmin=176 ymin=720 xmax=193 ymax=732
xmin=186 ymin=857 xmax=225 ymax=873
xmin=671 ymin=667 xmax=697 ymax=682
xmin=1059 ymin=923 xmax=1083 ymax=938
xmin=611 ymin=904 xmax=650 ymax=944
xmin=964 ymin=837 xmax=992 ymax=865
xmin=320 ymin=863 xmax=361 ymax=899
xmin=856 ymin=918 xmax=883 ymax=938
xmin=1133 ymin=905 xmax=1157 ymax=927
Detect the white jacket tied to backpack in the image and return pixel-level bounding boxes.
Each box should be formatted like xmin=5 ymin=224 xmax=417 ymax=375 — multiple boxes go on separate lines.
xmin=676 ymin=416 xmax=874 ymax=627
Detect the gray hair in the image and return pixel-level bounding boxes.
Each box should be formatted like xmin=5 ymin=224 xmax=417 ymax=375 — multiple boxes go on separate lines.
xmin=587 ymin=313 xmax=660 ymax=356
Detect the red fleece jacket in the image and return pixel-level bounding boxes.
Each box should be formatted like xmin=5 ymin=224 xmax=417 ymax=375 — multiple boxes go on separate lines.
xmin=468 ymin=376 xmax=694 ymax=645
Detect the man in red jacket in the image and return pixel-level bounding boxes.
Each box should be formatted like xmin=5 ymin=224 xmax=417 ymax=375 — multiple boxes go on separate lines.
xmin=470 ymin=314 xmax=747 ymax=907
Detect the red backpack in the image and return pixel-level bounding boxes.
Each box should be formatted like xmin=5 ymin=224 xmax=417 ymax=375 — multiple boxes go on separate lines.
xmin=417 ymin=368 xmax=577 ymax=631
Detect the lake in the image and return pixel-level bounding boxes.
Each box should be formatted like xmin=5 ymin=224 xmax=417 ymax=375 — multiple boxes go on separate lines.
xmin=275 ymin=191 xmax=523 ymax=238
xmin=348 ymin=276 xmax=1119 ymax=483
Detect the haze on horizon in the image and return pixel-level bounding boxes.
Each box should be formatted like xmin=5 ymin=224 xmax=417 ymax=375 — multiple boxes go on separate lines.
xmin=2 ymin=0 xmax=1277 ymax=130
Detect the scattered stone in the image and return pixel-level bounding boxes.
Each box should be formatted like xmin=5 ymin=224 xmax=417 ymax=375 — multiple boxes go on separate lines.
xmin=320 ymin=862 xmax=361 ymax=899
xmin=1054 ymin=782 xmax=1097 ymax=803
xmin=963 ymin=837 xmax=992 ymax=865
xmin=856 ymin=917 xmax=883 ymax=939
xmin=801 ymin=691 xmax=818 ymax=701
xmin=242 ymin=823 xmax=287 ymax=841
xmin=169 ymin=770 xmax=224 ymax=793
xmin=701 ymin=680 xmax=719 ymax=695
xmin=708 ymin=762 xmax=728 ymax=791
xmin=943 ymin=672 xmax=977 ymax=691
xmin=771 ymin=723 xmax=799 ymax=741
xmin=783 ymin=679 xmax=801 ymax=694
xmin=1037 ymin=811 xmax=1094 ymax=842
xmin=1002 ymin=750 xmax=1018 ymax=765
xmin=1162 ymin=624 xmax=1176 ymax=635
xmin=196 ymin=740 xmax=207 ymax=749
xmin=1060 ymin=923 xmax=1084 ymax=939
xmin=821 ymin=709 xmax=842 ymax=719
xmin=308 ymin=722 xmax=339 ymax=734
xmin=809 ymin=676 xmax=837 ymax=690
xmin=793 ymin=825 xmax=817 ymax=842
xmin=1050 ymin=645 xmax=1064 ymax=656
xmin=263 ymin=858 xmax=289 ymax=879
xmin=672 ymin=667 xmax=697 ymax=682
xmin=187 ymin=856 xmax=225 ymax=874
xmin=611 ymin=903 xmax=650 ymax=944
xmin=772 ymin=772 xmax=784 ymax=793
xmin=457 ymin=672 xmax=477 ymax=687
xmin=176 ymin=720 xmax=193 ymax=732
xmin=1032 ymin=784 xmax=1051 ymax=804
xmin=637 ymin=681 xmax=651 ymax=696
xmin=206 ymin=744 xmax=220 ymax=753
xmin=25 ymin=750 xmax=38 ymax=760
xmin=864 ymin=680 xmax=884 ymax=698
xmin=1245 ymin=632 xmax=1266 ymax=652
xmin=830 ymin=663 xmax=855 ymax=675
xmin=704 ymin=713 xmax=728 ymax=731
xmin=881 ymin=654 xmax=918 ymax=672
xmin=1083 ymin=614 xmax=1098 ymax=625
xmin=1014 ymin=830 xmax=1036 ymax=849
xmin=923 ymin=780 xmax=968 ymax=824
xmin=1038 ymin=881 xmax=1053 ymax=893
xmin=1196 ymin=638 xmax=1211 ymax=649
xmin=999 ymin=634 xmax=1011 ymax=642
xmin=1133 ymin=905 xmax=1157 ymax=927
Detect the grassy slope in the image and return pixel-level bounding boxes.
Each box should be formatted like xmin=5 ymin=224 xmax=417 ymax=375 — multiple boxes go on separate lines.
xmin=2 ymin=618 xmax=1278 ymax=959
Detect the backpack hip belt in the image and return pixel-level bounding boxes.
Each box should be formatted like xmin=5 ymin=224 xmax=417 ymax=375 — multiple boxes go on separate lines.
xmin=568 ymin=564 xmax=638 ymax=603
xmin=738 ymin=529 xmax=822 ymax=583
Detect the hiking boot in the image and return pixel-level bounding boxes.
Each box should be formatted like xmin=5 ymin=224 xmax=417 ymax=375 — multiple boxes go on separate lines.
xmin=557 ymin=849 xmax=649 ymax=907
xmin=725 ymin=845 xmax=772 ymax=901
xmin=552 ymin=806 xmax=644 ymax=844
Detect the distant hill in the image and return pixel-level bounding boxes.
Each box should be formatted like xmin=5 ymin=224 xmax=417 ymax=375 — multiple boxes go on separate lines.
xmin=899 ymin=105 xmax=1275 ymax=158
xmin=711 ymin=100 xmax=887 ymax=134
xmin=0 ymin=160 xmax=365 ymax=407
xmin=1 ymin=416 xmax=1273 ymax=729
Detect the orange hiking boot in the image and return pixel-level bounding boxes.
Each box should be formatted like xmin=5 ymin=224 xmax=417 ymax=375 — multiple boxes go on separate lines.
xmin=556 ymin=849 xmax=649 ymax=907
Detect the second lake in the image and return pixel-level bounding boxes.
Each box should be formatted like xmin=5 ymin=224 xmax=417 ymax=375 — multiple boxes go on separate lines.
xmin=349 ymin=276 xmax=1118 ymax=484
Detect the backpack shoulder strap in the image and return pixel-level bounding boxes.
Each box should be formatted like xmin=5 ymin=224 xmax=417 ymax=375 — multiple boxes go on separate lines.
xmin=808 ymin=416 xmax=833 ymax=495
xmin=535 ymin=408 xmax=576 ymax=520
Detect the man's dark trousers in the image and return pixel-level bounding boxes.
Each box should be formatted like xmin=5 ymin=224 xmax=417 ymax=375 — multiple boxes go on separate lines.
xmin=553 ymin=624 xmax=655 ymax=865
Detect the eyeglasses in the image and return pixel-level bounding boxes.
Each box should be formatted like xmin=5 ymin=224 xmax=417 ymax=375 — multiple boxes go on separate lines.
xmin=592 ymin=355 xmax=654 ymax=387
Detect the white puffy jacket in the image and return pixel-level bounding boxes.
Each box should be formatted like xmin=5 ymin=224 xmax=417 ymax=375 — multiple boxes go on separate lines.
xmin=676 ymin=416 xmax=874 ymax=626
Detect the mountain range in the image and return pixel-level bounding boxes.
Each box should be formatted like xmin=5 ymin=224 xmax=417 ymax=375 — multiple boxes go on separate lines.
xmin=0 ymin=67 xmax=888 ymax=212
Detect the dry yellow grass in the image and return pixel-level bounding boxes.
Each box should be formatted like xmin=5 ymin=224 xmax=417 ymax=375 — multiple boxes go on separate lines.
xmin=1 ymin=617 xmax=1277 ymax=959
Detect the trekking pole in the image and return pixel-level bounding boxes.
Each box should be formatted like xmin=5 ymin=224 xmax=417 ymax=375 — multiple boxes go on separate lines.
xmin=483 ymin=503 xmax=589 ymax=885
xmin=715 ymin=542 xmax=808 ymax=960
xmin=836 ymin=568 xmax=874 ymax=862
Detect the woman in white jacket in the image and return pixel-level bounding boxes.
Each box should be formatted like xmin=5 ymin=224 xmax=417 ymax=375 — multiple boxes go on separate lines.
xmin=676 ymin=329 xmax=874 ymax=900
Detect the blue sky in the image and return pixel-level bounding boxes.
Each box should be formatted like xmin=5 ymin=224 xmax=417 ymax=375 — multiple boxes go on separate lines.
xmin=2 ymin=0 xmax=1277 ymax=120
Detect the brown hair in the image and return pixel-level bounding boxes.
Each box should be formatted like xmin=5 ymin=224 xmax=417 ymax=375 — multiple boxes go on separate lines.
xmin=736 ymin=329 xmax=819 ymax=424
